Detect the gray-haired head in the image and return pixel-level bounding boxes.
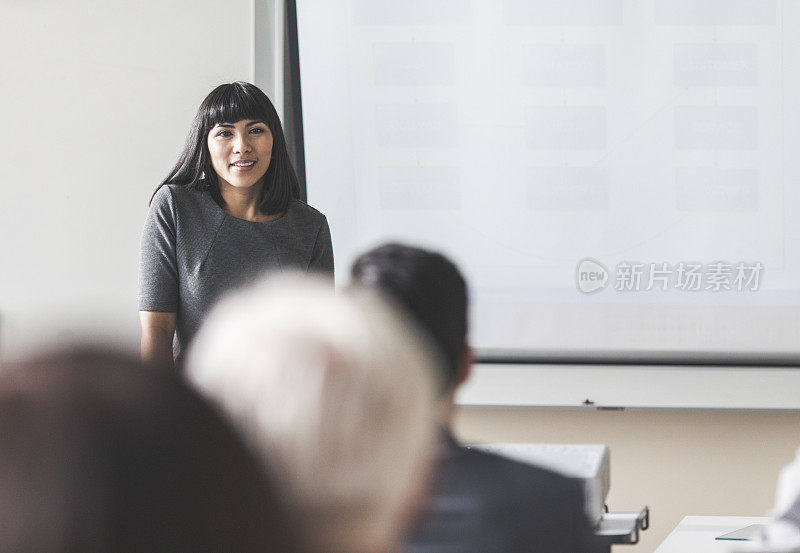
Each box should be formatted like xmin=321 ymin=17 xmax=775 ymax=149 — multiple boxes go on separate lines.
xmin=186 ymin=274 xmax=439 ymax=553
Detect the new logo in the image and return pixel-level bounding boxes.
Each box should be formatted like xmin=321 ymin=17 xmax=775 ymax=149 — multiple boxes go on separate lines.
xmin=576 ymin=258 xmax=609 ymax=294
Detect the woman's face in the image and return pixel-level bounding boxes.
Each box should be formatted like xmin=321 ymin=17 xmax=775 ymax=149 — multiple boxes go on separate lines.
xmin=207 ymin=119 xmax=273 ymax=191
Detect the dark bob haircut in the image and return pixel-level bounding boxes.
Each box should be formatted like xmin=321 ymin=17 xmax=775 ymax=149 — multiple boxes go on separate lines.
xmin=156 ymin=82 xmax=300 ymax=214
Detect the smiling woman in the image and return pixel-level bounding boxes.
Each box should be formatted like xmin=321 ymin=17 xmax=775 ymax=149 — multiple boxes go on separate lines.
xmin=138 ymin=82 xmax=334 ymax=369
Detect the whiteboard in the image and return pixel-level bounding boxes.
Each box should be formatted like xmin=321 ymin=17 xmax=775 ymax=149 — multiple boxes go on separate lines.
xmin=296 ymin=0 xmax=800 ymax=366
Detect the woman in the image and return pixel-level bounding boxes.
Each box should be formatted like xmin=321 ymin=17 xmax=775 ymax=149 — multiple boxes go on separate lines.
xmin=139 ymin=82 xmax=333 ymax=369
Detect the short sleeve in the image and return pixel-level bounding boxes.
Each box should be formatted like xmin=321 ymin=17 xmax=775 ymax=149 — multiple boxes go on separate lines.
xmin=138 ymin=186 xmax=179 ymax=312
xmin=308 ymin=216 xmax=334 ymax=278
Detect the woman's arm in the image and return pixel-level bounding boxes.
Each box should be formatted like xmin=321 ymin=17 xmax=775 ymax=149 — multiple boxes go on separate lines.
xmin=308 ymin=217 xmax=334 ymax=278
xmin=140 ymin=311 xmax=177 ymax=370
xmin=139 ymin=187 xmax=179 ymax=368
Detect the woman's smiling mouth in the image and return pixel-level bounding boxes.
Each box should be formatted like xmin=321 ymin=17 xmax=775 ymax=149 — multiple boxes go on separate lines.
xmin=230 ymin=160 xmax=256 ymax=171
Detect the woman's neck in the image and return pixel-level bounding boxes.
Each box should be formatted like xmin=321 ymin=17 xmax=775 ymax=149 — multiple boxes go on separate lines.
xmin=219 ymin=181 xmax=281 ymax=222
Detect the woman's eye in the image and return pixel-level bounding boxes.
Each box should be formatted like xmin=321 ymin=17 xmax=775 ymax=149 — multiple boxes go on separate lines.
xmin=216 ymin=130 xmax=232 ymax=137
xmin=250 ymin=127 xmax=266 ymax=134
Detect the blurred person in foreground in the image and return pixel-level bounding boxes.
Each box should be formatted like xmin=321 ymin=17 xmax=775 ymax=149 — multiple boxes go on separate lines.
xmin=186 ymin=275 xmax=440 ymax=553
xmin=351 ymin=243 xmax=600 ymax=553
xmin=0 ymin=348 xmax=297 ymax=553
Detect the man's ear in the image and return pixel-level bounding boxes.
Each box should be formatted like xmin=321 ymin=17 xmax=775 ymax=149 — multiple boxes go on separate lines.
xmin=455 ymin=345 xmax=473 ymax=388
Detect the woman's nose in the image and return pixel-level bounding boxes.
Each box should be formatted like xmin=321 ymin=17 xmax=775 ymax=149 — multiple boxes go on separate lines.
xmin=233 ymin=135 xmax=252 ymax=153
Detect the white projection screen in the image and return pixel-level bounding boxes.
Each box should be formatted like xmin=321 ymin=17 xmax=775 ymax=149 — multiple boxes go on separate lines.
xmin=296 ymin=0 xmax=800 ymax=402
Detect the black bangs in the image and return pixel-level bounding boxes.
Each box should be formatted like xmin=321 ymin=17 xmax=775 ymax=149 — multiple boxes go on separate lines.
xmin=156 ymin=81 xmax=299 ymax=213
xmin=203 ymin=82 xmax=267 ymax=128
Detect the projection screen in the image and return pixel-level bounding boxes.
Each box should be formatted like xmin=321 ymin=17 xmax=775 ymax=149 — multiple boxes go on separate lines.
xmin=296 ymin=0 xmax=800 ymax=370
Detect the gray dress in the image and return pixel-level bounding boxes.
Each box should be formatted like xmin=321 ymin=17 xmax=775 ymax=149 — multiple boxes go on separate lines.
xmin=138 ymin=184 xmax=334 ymax=358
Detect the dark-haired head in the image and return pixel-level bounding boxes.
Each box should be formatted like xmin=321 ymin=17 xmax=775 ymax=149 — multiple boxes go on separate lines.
xmin=350 ymin=243 xmax=469 ymax=392
xmin=0 ymin=347 xmax=298 ymax=553
xmin=158 ymin=82 xmax=299 ymax=214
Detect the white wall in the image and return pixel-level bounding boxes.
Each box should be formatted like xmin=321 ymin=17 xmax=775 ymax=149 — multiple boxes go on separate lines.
xmin=0 ymin=0 xmax=256 ymax=360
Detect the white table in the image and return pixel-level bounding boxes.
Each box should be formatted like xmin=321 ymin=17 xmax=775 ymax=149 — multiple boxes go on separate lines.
xmin=654 ymin=516 xmax=769 ymax=553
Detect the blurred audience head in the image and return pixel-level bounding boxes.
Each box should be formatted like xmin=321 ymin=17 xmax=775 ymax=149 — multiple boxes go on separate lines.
xmin=0 ymin=348 xmax=296 ymax=553
xmin=187 ymin=275 xmax=439 ymax=553
xmin=351 ymin=242 xmax=469 ymax=393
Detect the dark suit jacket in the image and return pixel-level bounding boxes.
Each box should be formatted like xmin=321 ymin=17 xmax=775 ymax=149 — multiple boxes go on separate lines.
xmin=401 ymin=431 xmax=600 ymax=553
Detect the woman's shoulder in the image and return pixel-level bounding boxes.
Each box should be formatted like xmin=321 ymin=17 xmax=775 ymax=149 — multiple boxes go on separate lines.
xmin=151 ymin=184 xmax=213 ymax=211
xmin=153 ymin=183 xmax=207 ymax=201
xmin=283 ymin=199 xmax=329 ymax=238
xmin=286 ymin=199 xmax=328 ymax=225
